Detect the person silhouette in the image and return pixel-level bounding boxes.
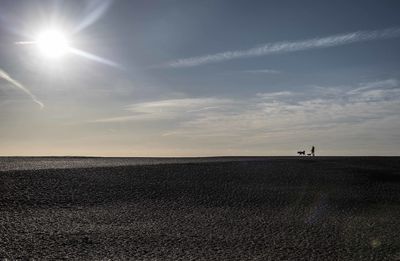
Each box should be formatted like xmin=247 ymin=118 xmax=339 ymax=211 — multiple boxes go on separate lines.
xmin=311 ymin=146 xmax=315 ymax=156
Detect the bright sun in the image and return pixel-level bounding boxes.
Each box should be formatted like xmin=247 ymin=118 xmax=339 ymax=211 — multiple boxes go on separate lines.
xmin=36 ymin=30 xmax=70 ymax=58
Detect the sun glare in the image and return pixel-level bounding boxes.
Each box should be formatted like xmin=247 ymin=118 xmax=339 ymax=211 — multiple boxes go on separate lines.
xmin=36 ymin=30 xmax=70 ymax=58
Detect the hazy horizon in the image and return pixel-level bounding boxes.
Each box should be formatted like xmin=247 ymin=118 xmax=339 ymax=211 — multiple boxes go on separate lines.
xmin=1 ymin=0 xmax=400 ymax=156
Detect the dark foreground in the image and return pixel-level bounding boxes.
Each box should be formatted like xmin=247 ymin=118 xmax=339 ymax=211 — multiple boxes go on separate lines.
xmin=1 ymin=157 xmax=400 ymax=260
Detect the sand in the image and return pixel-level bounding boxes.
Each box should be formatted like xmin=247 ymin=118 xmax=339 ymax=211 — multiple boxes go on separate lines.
xmin=1 ymin=157 xmax=400 ymax=260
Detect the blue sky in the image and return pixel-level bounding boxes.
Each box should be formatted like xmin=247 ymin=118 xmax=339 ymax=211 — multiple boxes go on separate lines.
xmin=0 ymin=0 xmax=400 ymax=156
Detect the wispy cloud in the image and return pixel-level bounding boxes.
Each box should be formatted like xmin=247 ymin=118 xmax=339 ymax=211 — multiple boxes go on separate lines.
xmin=0 ymin=68 xmax=44 ymax=108
xmin=242 ymin=69 xmax=281 ymax=74
xmin=91 ymin=79 xmax=400 ymax=153
xmin=92 ymin=98 xmax=235 ymax=123
xmin=165 ymin=27 xmax=400 ymax=68
xmin=160 ymin=80 xmax=400 ymax=147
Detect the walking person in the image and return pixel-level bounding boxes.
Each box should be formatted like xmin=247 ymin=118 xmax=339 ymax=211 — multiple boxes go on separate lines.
xmin=311 ymin=146 xmax=315 ymax=156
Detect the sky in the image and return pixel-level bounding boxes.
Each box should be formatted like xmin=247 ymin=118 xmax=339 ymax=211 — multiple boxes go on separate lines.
xmin=1 ymin=0 xmax=400 ymax=156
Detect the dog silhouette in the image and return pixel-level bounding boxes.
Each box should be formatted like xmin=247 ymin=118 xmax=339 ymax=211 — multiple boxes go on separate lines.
xmin=297 ymin=150 xmax=305 ymax=155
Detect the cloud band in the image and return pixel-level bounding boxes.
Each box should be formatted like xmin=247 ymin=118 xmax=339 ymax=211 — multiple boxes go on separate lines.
xmin=166 ymin=27 xmax=400 ymax=68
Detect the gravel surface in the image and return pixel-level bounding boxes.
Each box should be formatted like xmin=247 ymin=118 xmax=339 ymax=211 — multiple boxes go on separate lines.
xmin=1 ymin=157 xmax=400 ymax=260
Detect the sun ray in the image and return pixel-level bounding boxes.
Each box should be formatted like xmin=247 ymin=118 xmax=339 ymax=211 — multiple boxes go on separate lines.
xmin=73 ymin=0 xmax=114 ymax=33
xmin=69 ymin=47 xmax=120 ymax=68
xmin=15 ymin=41 xmax=37 ymax=45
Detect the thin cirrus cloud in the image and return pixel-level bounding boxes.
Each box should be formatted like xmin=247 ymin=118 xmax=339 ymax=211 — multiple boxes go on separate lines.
xmin=241 ymin=69 xmax=281 ymax=74
xmin=89 ymin=79 xmax=400 ymax=154
xmin=92 ymin=79 xmax=400 ymax=138
xmin=165 ymin=27 xmax=400 ymax=68
xmin=0 ymin=68 xmax=44 ymax=108
xmin=92 ymin=98 xmax=235 ymax=123
xmin=160 ymin=79 xmax=400 ymax=143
